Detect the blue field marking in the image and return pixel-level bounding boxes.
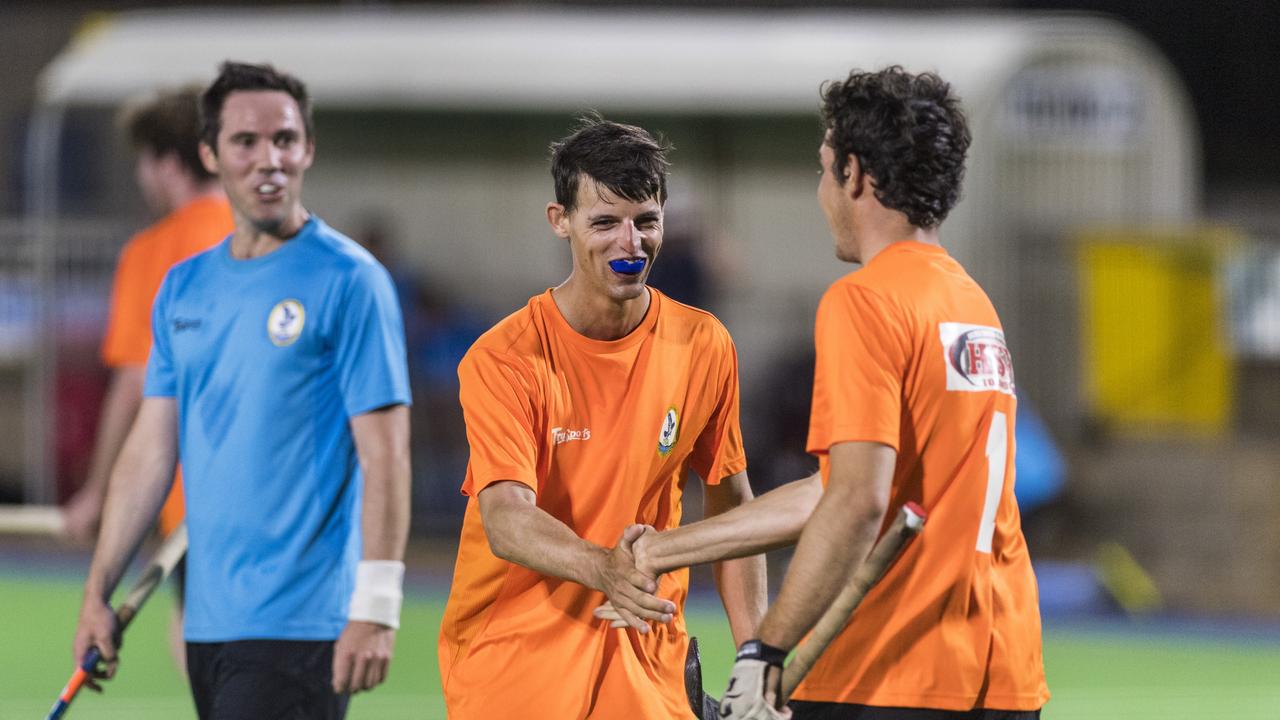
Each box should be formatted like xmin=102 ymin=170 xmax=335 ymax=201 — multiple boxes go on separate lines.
xmin=0 ymin=543 xmax=90 ymax=581
xmin=1044 ymin=613 xmax=1280 ymax=646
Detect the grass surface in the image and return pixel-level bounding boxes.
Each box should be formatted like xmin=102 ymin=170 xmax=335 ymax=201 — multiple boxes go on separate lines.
xmin=2 ymin=572 xmax=1278 ymax=719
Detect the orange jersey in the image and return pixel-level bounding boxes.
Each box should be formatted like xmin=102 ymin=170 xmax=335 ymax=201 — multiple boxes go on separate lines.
xmin=797 ymin=241 xmax=1049 ymax=711
xmin=101 ymin=195 xmax=233 ymax=535
xmin=440 ymin=289 xmax=746 ymax=719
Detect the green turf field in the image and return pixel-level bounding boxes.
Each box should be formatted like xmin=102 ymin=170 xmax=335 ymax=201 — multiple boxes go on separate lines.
xmin=2 ymin=572 xmax=1278 ymax=719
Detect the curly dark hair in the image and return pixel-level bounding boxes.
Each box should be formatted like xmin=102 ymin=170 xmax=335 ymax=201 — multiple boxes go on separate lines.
xmin=820 ymin=66 xmax=971 ymax=228
xmin=550 ymin=113 xmax=671 ymax=214
xmin=200 ymin=61 xmax=313 ymax=153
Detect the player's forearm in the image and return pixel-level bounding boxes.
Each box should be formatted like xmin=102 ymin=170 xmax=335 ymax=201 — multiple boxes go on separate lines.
xmin=756 ymin=443 xmax=893 ymax=650
xmin=352 ymin=406 xmax=412 ymax=561
xmin=359 ymin=457 xmax=410 ymax=562
xmin=714 ymin=555 xmax=767 ymax=645
xmin=79 ymin=367 xmax=145 ymax=498
xmin=641 ymin=473 xmax=822 ymax=574
xmin=85 ymin=400 xmax=179 ymax=601
xmin=700 ymin=473 xmax=769 ymax=644
xmin=483 ymin=496 xmax=608 ymax=589
xmin=755 ymin=490 xmax=882 ymax=651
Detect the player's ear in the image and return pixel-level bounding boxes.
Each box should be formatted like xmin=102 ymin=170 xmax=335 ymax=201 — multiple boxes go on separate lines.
xmin=158 ymin=150 xmax=184 ymax=177
xmin=301 ymin=137 xmax=316 ymax=170
xmin=198 ymin=142 xmax=219 ymax=175
xmin=845 ymin=153 xmax=869 ymax=201
xmin=546 ymin=202 xmax=571 ymax=240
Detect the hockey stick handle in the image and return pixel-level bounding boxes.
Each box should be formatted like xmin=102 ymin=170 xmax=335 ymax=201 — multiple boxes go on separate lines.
xmin=780 ymin=502 xmax=926 ymax=702
xmin=45 ymin=524 xmax=189 ymax=720
xmin=116 ymin=524 xmax=189 ymax=630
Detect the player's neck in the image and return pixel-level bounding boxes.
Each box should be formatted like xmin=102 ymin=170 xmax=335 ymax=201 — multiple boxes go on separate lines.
xmin=551 ymin=280 xmax=651 ymax=341
xmin=229 ymin=206 xmax=309 ymax=260
xmin=856 ymin=216 xmax=940 ymax=265
xmin=162 ymin=178 xmax=222 ymax=216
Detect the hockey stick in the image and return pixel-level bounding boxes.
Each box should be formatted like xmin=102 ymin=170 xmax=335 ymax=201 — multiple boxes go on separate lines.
xmin=685 ymin=636 xmax=722 ymax=720
xmin=779 ymin=501 xmax=925 ymax=701
xmin=45 ymin=523 xmax=189 ymax=720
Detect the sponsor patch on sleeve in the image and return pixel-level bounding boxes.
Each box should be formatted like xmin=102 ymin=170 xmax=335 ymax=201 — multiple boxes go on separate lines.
xmin=939 ymin=322 xmax=1016 ymax=396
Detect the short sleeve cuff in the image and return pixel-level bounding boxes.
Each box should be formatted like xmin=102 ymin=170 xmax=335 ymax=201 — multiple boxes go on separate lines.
xmin=143 ymin=367 xmax=176 ymax=398
xmin=694 ymin=453 xmax=746 ymax=486
xmin=346 ymin=395 xmax=412 ymax=418
xmin=807 ymin=423 xmax=900 ymax=456
xmin=462 ymin=467 xmax=538 ymax=497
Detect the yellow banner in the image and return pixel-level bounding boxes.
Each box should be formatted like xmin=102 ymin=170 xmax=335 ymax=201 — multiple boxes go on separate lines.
xmin=1078 ymin=228 xmax=1237 ymax=435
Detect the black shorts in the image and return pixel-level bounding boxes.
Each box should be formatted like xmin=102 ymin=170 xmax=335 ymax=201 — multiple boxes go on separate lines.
xmin=187 ymin=639 xmax=349 ymax=720
xmin=789 ymin=701 xmax=1040 ymax=720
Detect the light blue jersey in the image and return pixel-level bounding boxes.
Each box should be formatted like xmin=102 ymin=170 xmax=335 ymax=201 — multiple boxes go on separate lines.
xmin=145 ymin=216 xmax=411 ymax=642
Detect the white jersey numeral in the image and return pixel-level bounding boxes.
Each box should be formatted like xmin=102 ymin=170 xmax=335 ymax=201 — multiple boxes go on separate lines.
xmin=977 ymin=411 xmax=1008 ymax=553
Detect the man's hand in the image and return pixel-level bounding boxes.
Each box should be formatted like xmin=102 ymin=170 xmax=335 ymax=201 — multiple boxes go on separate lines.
xmin=332 ymin=620 xmax=396 ymax=694
xmin=71 ymin=596 xmax=119 ymax=693
xmin=718 ymin=641 xmax=790 ymax=719
xmin=629 ymin=523 xmax=659 ymax=576
xmin=593 ymin=524 xmax=665 ymax=628
xmin=591 ymin=525 xmax=674 ymax=634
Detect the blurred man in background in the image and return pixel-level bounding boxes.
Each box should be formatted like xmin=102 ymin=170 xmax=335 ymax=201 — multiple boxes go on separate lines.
xmin=62 ymin=87 xmax=231 ymax=544
xmin=71 ymin=61 xmax=411 ymax=720
xmin=439 ymin=116 xmax=765 ymax=719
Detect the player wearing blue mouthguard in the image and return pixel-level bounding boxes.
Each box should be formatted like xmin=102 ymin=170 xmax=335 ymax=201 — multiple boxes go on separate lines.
xmin=73 ymin=62 xmax=411 ymax=720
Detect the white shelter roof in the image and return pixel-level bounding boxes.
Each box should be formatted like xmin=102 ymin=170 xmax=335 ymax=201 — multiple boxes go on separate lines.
xmin=36 ymin=7 xmax=1110 ymax=113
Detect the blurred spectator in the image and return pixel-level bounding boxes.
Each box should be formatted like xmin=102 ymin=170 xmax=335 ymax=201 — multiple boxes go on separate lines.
xmin=354 ymin=213 xmax=486 ymax=528
xmin=746 ymin=348 xmax=817 ymax=495
xmin=645 ymin=196 xmax=710 ymax=308
xmin=1012 ymin=391 xmax=1066 ymax=513
xmin=61 ymin=87 xmax=231 ymax=542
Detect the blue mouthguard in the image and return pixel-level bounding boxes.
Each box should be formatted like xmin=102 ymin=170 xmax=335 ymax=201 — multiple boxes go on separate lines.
xmin=609 ymin=258 xmax=646 ymax=275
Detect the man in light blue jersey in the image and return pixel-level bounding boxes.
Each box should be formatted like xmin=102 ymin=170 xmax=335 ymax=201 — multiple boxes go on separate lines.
xmin=72 ymin=61 xmax=411 ymax=720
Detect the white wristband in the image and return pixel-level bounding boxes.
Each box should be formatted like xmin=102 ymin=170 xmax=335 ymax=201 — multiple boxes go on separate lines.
xmin=348 ymin=560 xmax=404 ymax=629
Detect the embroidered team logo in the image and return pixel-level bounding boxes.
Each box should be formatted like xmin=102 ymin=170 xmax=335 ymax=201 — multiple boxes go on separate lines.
xmin=657 ymin=406 xmax=680 ymax=456
xmin=267 ymin=299 xmax=306 ymax=347
xmin=939 ymin=322 xmax=1015 ymax=396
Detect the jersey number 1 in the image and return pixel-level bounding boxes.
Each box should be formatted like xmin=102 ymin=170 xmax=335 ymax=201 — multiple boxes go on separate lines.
xmin=977 ymin=411 xmax=1008 ymax=553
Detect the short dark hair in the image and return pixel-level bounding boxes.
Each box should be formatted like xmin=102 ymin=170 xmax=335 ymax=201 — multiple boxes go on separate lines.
xmin=820 ymin=66 xmax=971 ymax=228
xmin=550 ymin=114 xmax=671 ymax=214
xmin=200 ymin=61 xmax=313 ymax=152
xmin=119 ymin=87 xmax=213 ymax=182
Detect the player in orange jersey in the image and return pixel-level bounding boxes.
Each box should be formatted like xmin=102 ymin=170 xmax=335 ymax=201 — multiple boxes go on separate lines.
xmin=600 ymin=67 xmax=1049 ymax=720
xmin=60 ymin=87 xmax=231 ymax=667
xmin=63 ymin=88 xmax=232 ymax=542
xmin=439 ymin=116 xmax=767 ymax=719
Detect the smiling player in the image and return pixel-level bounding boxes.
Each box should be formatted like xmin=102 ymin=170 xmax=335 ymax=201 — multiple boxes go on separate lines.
xmin=439 ymin=116 xmax=766 ymax=719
